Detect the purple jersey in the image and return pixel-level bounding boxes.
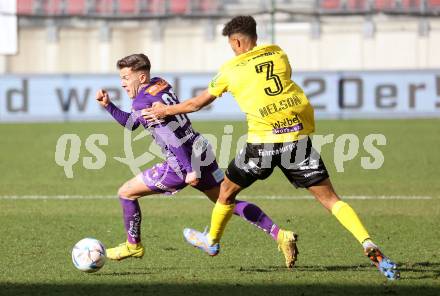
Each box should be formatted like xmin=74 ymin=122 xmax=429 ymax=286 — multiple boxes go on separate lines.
xmin=105 ymin=77 xmax=201 ymax=174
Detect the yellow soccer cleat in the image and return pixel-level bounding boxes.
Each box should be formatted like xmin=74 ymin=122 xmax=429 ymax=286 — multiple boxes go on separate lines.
xmin=106 ymin=241 xmax=144 ymax=261
xmin=277 ymin=229 xmax=299 ymax=268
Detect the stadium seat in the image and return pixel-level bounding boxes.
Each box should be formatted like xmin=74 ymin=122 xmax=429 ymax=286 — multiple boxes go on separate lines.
xmin=401 ymin=0 xmax=421 ymax=9
xmin=199 ymin=0 xmax=219 ymax=13
xmin=17 ymin=0 xmax=34 ymax=15
xmin=347 ymin=0 xmax=367 ymax=10
xmin=428 ymin=0 xmax=440 ymax=9
xmin=95 ymin=0 xmax=115 ymax=14
xmin=14 ymin=0 xmax=437 ymax=17
xmin=66 ymin=0 xmax=86 ymax=14
xmin=320 ymin=0 xmax=341 ymax=10
xmin=170 ymin=0 xmax=190 ymax=14
xmin=118 ymin=0 xmax=138 ymax=14
xmin=146 ymin=0 xmax=191 ymax=15
xmin=149 ymin=0 xmax=166 ymax=14
xmin=45 ymin=0 xmax=63 ymax=15
xmin=428 ymin=0 xmax=440 ymax=5
xmin=374 ymin=0 xmax=396 ymax=10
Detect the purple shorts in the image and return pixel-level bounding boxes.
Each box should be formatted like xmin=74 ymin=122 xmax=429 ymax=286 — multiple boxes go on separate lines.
xmin=141 ymin=161 xmax=224 ymax=195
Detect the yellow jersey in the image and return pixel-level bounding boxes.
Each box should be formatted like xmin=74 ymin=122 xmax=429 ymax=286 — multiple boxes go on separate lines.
xmin=208 ymin=44 xmax=315 ymax=143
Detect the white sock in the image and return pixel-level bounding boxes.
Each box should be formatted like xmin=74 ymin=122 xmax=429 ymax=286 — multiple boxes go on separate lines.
xmin=362 ymin=239 xmax=378 ymax=250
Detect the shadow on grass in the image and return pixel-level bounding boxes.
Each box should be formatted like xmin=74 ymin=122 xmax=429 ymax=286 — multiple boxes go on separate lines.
xmin=74 ymin=261 xmax=440 ymax=280
xmin=93 ymin=261 xmax=440 ymax=279
xmin=230 ymin=261 xmax=440 ymax=280
xmin=2 ymin=262 xmax=439 ymax=296
xmin=398 ymin=261 xmax=440 ymax=280
xmin=1 ymin=283 xmax=439 ymax=296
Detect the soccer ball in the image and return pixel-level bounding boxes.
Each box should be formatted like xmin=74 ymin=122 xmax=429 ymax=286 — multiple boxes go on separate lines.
xmin=71 ymin=238 xmax=106 ymax=273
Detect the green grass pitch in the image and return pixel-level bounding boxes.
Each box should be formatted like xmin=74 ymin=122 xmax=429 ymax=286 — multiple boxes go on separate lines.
xmin=0 ymin=119 xmax=439 ymax=296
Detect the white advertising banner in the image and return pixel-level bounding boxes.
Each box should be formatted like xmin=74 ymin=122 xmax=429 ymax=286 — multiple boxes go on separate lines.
xmin=0 ymin=70 xmax=439 ymax=122
xmin=294 ymin=70 xmax=440 ymax=118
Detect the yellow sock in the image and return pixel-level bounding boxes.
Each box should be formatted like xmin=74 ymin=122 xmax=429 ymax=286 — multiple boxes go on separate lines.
xmin=209 ymin=202 xmax=235 ymax=243
xmin=127 ymin=242 xmax=141 ymax=249
xmin=331 ymin=200 xmax=370 ymax=244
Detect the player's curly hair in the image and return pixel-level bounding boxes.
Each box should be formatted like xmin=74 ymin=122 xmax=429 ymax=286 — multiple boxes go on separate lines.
xmin=117 ymin=54 xmax=151 ymax=72
xmin=222 ymin=15 xmax=257 ymax=39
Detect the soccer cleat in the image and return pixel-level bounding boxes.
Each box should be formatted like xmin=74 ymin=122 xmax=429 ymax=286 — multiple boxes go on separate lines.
xmin=106 ymin=241 xmax=144 ymax=260
xmin=365 ymin=247 xmax=400 ymax=280
xmin=183 ymin=227 xmax=220 ymax=256
xmin=277 ymin=229 xmax=299 ymax=268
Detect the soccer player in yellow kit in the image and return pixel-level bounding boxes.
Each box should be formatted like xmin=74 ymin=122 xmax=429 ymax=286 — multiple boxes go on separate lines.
xmin=144 ymin=16 xmax=400 ymax=280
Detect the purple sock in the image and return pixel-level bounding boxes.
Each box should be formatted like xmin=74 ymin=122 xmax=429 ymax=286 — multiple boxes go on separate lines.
xmin=234 ymin=200 xmax=280 ymax=241
xmin=120 ymin=197 xmax=142 ymax=244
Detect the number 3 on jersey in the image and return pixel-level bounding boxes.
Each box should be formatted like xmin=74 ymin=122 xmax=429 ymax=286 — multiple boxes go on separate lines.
xmin=255 ymin=61 xmax=283 ymax=96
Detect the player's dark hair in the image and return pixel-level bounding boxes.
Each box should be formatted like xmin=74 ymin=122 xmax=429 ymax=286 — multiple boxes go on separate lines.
xmin=117 ymin=54 xmax=151 ymax=72
xmin=222 ymin=15 xmax=257 ymax=39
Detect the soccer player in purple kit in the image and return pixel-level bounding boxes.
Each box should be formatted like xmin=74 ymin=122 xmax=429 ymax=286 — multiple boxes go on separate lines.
xmin=95 ymin=53 xmax=298 ymax=267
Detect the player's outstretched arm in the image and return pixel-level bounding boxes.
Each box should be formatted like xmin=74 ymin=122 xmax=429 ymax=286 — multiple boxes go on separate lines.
xmin=97 ymin=88 xmax=140 ymax=130
xmin=143 ymin=89 xmax=216 ymax=120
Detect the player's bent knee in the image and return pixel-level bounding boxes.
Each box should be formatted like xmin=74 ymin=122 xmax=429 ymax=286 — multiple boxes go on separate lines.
xmin=218 ymin=178 xmax=242 ymax=204
xmin=218 ymin=193 xmax=234 ymax=204
xmin=117 ymin=183 xmax=138 ymax=200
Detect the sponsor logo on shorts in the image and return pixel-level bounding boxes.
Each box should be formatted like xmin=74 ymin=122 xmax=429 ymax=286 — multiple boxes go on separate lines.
xmin=154 ymin=181 xmax=169 ymax=191
xmin=303 ymin=170 xmax=326 ymax=178
xmin=258 ymin=142 xmax=296 ymax=156
xmin=245 ymin=159 xmax=262 ymax=174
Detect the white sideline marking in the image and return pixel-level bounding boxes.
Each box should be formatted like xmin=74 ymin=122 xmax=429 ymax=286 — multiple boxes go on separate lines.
xmin=0 ymin=195 xmax=433 ymax=200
